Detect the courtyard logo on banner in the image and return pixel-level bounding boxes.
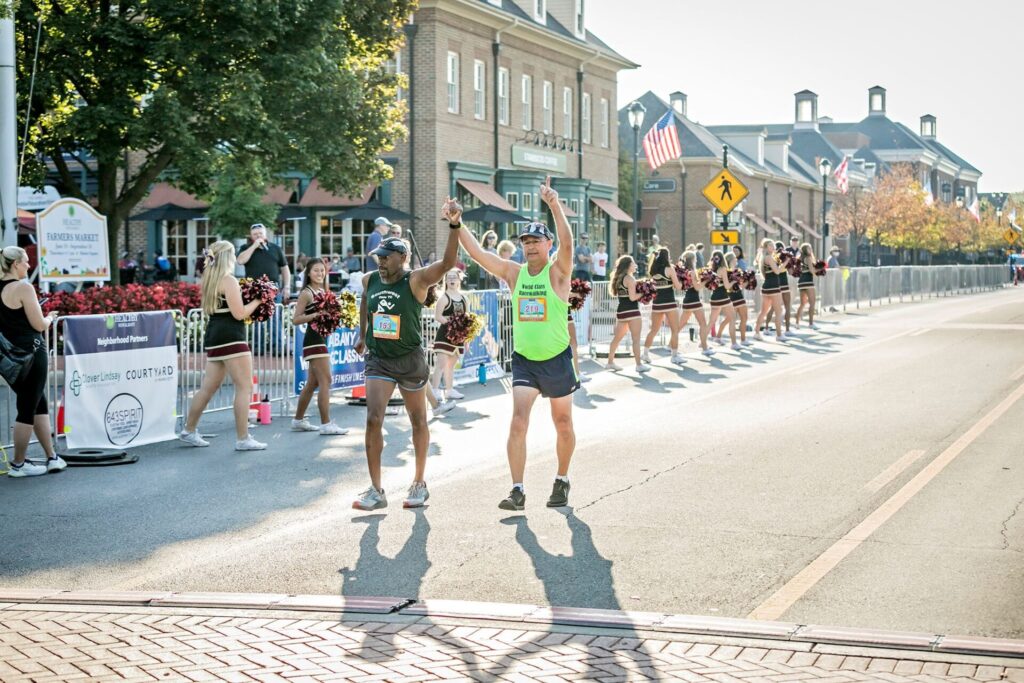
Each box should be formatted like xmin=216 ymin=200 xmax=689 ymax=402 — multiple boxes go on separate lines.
xmin=63 ymin=311 xmax=178 ymax=448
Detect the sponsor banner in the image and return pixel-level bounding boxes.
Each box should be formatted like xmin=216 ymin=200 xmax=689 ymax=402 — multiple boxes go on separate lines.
xmin=453 ymin=290 xmax=505 ymax=385
xmin=293 ymin=325 xmax=365 ymax=394
xmin=63 ymin=311 xmax=178 ymax=449
xmin=37 ymin=198 xmax=111 ymax=282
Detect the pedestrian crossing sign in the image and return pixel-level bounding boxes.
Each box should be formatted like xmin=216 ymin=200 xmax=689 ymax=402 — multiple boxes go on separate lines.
xmin=702 ymin=168 xmax=749 ymax=217
xmin=1003 ymin=227 xmax=1020 ymax=245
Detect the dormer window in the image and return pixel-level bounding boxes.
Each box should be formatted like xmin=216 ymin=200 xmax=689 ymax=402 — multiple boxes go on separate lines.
xmin=797 ymin=99 xmax=813 ymax=122
xmin=534 ymin=0 xmax=546 ymax=23
xmin=870 ymin=93 xmax=883 ymax=111
xmin=575 ymin=0 xmax=585 ymax=37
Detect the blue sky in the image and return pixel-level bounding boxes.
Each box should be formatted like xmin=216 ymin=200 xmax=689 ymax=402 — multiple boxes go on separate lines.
xmin=587 ymin=0 xmax=1021 ymax=192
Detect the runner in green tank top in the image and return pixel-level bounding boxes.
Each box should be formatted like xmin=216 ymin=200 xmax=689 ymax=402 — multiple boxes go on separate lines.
xmin=350 ymin=198 xmax=462 ymax=512
xmin=457 ymin=176 xmax=578 ymax=511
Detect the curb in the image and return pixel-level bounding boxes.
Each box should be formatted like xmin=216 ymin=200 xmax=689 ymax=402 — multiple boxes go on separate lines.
xmin=2 ymin=589 xmax=1020 ymax=659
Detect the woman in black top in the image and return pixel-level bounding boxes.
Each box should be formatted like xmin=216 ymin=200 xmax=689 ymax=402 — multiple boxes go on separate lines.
xmin=641 ymin=247 xmax=686 ymax=366
xmin=0 ymin=246 xmax=64 ymax=477
xmin=705 ymin=250 xmax=738 ymax=351
xmin=754 ymin=239 xmax=787 ymax=343
xmin=794 ymin=243 xmax=818 ymax=330
xmin=430 ymin=268 xmax=468 ymax=403
xmin=678 ymin=250 xmax=712 ymax=357
xmin=605 ymin=255 xmax=649 ymax=373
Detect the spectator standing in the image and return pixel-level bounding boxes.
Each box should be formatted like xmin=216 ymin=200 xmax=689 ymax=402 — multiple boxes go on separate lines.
xmin=592 ymin=241 xmax=608 ymax=279
xmin=480 ymin=230 xmax=499 ymax=289
xmin=827 ymin=247 xmax=841 ymax=270
xmin=342 ymin=248 xmax=361 ymax=273
xmin=236 ymin=223 xmax=291 ymax=303
xmin=0 ymin=247 xmax=64 ymax=477
xmin=510 ymin=235 xmax=525 ymax=263
xmin=573 ymin=234 xmax=593 ymax=281
xmin=695 ymin=243 xmax=706 ymax=268
xmin=365 ymin=217 xmax=392 ymax=271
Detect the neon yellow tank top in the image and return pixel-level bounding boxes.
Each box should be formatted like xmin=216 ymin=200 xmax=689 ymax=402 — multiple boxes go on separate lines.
xmin=511 ymin=262 xmax=569 ymax=361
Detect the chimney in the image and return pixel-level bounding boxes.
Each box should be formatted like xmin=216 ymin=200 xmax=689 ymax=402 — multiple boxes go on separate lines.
xmin=920 ymin=114 xmax=936 ymax=139
xmin=669 ymin=91 xmax=687 ymax=118
xmin=868 ymin=85 xmax=886 ymax=117
xmin=794 ymin=90 xmax=818 ymax=130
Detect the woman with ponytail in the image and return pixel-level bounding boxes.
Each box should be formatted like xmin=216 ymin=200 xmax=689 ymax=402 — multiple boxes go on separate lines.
xmin=678 ymin=250 xmax=712 ymax=357
xmin=0 ymin=246 xmax=63 ymax=477
xmin=179 ymin=241 xmax=267 ymax=451
xmin=794 ymin=242 xmax=818 ymax=329
xmin=641 ymin=247 xmax=685 ymax=366
xmin=754 ymin=238 xmax=787 ymax=343
xmin=706 ymin=250 xmax=738 ymax=351
xmin=605 ymin=255 xmax=649 ymax=373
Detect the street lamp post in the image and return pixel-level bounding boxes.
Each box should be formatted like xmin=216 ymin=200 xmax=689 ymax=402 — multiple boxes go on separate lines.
xmin=627 ymin=101 xmax=646 ymax=265
xmin=955 ymin=196 xmax=964 ymax=263
xmin=818 ymin=158 xmax=831 ymax=259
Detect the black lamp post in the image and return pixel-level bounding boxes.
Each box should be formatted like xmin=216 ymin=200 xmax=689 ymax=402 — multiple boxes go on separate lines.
xmin=818 ymin=157 xmax=832 ymax=258
xmin=627 ymin=101 xmax=646 ymax=264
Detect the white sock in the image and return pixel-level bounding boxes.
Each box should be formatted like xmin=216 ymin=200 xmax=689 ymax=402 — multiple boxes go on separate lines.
xmin=556 ymin=475 xmax=569 ymax=483
xmin=513 ymin=483 xmax=524 ymax=492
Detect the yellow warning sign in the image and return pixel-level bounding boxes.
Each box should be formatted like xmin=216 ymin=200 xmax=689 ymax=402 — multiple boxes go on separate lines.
xmin=702 ymin=168 xmax=749 ymax=217
xmin=1003 ymin=227 xmax=1020 ymax=245
xmin=711 ymin=230 xmax=740 ymax=246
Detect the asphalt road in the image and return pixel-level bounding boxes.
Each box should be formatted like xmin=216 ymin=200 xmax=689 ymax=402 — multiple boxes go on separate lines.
xmin=2 ymin=288 xmax=1022 ymax=639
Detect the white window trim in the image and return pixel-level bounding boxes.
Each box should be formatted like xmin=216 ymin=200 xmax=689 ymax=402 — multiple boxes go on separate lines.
xmin=498 ymin=67 xmax=510 ymax=126
xmin=574 ymin=0 xmax=585 ymax=38
xmin=534 ymin=0 xmax=546 ymax=23
xmin=581 ymin=92 xmax=591 ymax=145
xmin=446 ymin=52 xmax=460 ymax=114
xmin=562 ymin=86 xmax=573 ymax=138
xmin=522 ymin=192 xmax=533 ymax=212
xmin=542 ymin=81 xmax=553 ymax=134
xmin=521 ymin=75 xmax=532 ymax=131
xmin=599 ymin=97 xmax=609 ymax=148
xmin=473 ymin=59 xmax=486 ymax=120
xmin=504 ymin=192 xmax=518 ymax=209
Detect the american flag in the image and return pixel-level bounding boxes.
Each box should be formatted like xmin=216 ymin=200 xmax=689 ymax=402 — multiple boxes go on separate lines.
xmin=922 ymin=177 xmax=934 ymax=206
xmin=967 ymin=196 xmax=981 ymax=223
xmin=642 ymin=110 xmax=681 ymax=171
xmin=833 ymin=156 xmax=849 ymax=195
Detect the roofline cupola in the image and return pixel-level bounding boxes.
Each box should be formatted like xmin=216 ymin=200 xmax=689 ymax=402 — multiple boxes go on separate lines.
xmin=670 ymin=91 xmax=687 ymax=118
xmin=920 ymin=114 xmax=936 ymax=140
xmin=868 ymin=85 xmax=886 ymax=117
xmin=794 ymin=89 xmax=818 ymax=130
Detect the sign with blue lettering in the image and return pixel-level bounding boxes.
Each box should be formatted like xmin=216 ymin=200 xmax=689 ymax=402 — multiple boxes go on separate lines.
xmin=63 ymin=311 xmax=178 ymax=448
xmin=454 ymin=290 xmax=505 ymax=384
xmin=294 ymin=324 xmax=366 ymax=394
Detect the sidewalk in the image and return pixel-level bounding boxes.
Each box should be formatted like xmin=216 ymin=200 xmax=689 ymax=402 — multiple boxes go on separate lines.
xmin=1 ymin=591 xmax=1021 ymax=682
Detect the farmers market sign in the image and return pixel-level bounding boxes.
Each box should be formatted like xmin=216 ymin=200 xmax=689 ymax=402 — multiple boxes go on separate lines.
xmin=38 ymin=199 xmax=111 ymax=282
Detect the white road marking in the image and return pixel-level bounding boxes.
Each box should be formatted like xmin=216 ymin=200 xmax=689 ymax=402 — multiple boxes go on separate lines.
xmin=909 ymin=328 xmax=931 ymax=337
xmin=862 ymin=449 xmax=927 ymax=494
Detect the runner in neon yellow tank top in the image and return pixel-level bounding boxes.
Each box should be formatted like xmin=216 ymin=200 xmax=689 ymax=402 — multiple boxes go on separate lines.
xmin=457 ymin=176 xmax=577 ymax=511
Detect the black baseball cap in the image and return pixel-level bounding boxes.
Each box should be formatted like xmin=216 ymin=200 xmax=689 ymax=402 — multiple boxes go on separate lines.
xmin=518 ymin=222 xmax=553 ymax=240
xmin=370 ymin=237 xmax=408 ymax=257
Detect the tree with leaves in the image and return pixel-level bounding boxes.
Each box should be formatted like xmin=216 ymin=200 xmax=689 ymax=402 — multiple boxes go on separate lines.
xmin=10 ymin=0 xmax=413 ymax=281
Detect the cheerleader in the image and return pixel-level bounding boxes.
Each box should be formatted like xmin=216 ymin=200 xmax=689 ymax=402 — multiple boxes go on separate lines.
xmin=753 ymin=238 xmax=787 ymax=343
xmin=794 ymin=242 xmax=818 ymax=329
xmin=705 ymin=250 xmax=738 ymax=350
xmin=717 ymin=251 xmax=751 ymax=347
xmin=774 ymin=240 xmax=796 ymax=338
xmin=430 ymin=268 xmax=467 ymax=406
xmin=179 ymin=240 xmax=267 ymax=451
xmin=290 ymin=258 xmax=349 ymax=435
xmin=641 ymin=247 xmax=686 ymax=365
xmin=605 ymin=255 xmax=649 ymax=373
xmin=678 ymin=250 xmax=712 ymax=356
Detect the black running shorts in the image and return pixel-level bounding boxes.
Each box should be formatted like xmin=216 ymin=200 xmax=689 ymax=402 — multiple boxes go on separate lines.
xmin=511 ymin=345 xmax=579 ymax=399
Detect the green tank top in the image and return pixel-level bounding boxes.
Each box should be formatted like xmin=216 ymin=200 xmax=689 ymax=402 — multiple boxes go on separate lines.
xmin=511 ymin=262 xmax=569 ymax=361
xmin=364 ymin=271 xmax=422 ymax=358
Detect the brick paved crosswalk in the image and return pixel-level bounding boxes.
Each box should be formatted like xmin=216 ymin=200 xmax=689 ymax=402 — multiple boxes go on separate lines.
xmin=1 ymin=604 xmax=1022 ymax=682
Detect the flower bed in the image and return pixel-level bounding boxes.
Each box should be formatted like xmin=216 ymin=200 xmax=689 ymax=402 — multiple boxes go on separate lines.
xmin=42 ymin=282 xmax=202 ymax=317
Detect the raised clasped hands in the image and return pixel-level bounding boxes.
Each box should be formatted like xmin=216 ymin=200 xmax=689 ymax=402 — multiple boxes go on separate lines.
xmin=441 ymin=197 xmax=463 ymax=225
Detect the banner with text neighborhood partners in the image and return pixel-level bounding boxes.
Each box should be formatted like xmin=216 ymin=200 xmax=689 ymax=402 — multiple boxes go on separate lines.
xmin=37 ymin=198 xmax=111 ymax=282
xmin=293 ymin=325 xmax=365 ymax=394
xmin=453 ymin=290 xmax=505 ymax=385
xmin=63 ymin=311 xmax=178 ymax=449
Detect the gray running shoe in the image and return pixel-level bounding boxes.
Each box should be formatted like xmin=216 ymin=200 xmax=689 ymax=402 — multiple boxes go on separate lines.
xmin=353 ymin=486 xmax=388 ymax=511
xmin=498 ymin=488 xmax=525 ymax=511
xmin=403 ymin=481 xmax=429 ymax=508
xmin=547 ymin=479 xmax=571 ymax=507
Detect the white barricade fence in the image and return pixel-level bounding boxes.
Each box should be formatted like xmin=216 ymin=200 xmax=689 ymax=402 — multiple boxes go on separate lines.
xmin=420 ymin=289 xmax=508 ymax=385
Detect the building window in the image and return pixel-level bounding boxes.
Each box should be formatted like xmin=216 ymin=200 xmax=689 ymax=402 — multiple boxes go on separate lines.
xmin=384 ymin=50 xmax=404 ymax=101
xmin=534 ymin=0 xmax=546 ymax=22
xmin=562 ymin=87 xmax=573 ymax=138
xmin=505 ymin=192 xmax=518 ymax=209
xmin=870 ymin=93 xmax=883 ymax=112
xmin=569 ymin=199 xmax=580 ymax=215
xmin=522 ymin=192 xmax=533 ymax=213
xmin=446 ymin=52 xmax=460 ymax=114
xmin=581 ymin=93 xmax=591 ymax=144
xmin=164 ymin=219 xmax=218 ymax=281
xmin=599 ymin=97 xmax=609 ymax=148
xmin=473 ymin=60 xmax=486 ymax=120
xmin=498 ymin=68 xmax=509 ymax=126
xmin=797 ymin=99 xmax=812 ymax=122
xmin=542 ymin=81 xmax=553 ymax=134
xmin=575 ymin=0 xmax=585 ymax=36
xmin=521 ymin=75 xmax=532 ymax=130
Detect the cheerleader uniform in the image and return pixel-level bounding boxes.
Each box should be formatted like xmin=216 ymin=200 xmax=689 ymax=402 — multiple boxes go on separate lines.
xmin=681 ymin=281 xmax=702 ymax=311
xmin=651 ymin=272 xmax=677 ymax=313
xmin=709 ymin=274 xmax=730 ymax=308
xmin=798 ymin=260 xmax=815 ymax=290
xmin=432 ymin=293 xmax=467 ymax=355
xmin=729 ymin=275 xmax=747 ymax=308
xmin=761 ymin=262 xmax=780 ymax=295
xmin=300 ymin=287 xmax=329 ymax=361
xmin=205 ymin=295 xmax=250 ymax=360
xmin=615 ymin=283 xmax=641 ymax=321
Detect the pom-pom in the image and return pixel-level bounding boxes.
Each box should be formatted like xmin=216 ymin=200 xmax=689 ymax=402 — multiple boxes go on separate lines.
xmin=728 ymin=268 xmax=745 ymax=292
xmin=239 ymin=275 xmax=278 ymax=323
xmin=568 ymin=278 xmax=593 ymax=311
xmin=674 ymin=264 xmax=694 ymax=290
xmin=445 ymin=311 xmax=484 ymax=346
xmin=741 ymin=269 xmax=758 ymax=290
xmin=813 ymin=259 xmax=828 ymax=277
xmin=634 ymin=279 xmax=657 ymax=304
xmin=308 ymin=290 xmax=342 ymax=337
xmin=698 ymin=267 xmax=721 ymax=290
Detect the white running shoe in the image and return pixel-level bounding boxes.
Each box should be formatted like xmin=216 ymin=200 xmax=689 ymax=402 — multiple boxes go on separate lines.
xmin=319 ymin=421 xmax=349 ymax=436
xmin=291 ymin=418 xmax=319 ymax=432
xmin=7 ymin=460 xmax=47 ymax=477
xmin=670 ymin=354 xmax=687 ymax=365
xmin=640 ymin=349 xmax=651 ymax=364
xmin=701 ymin=347 xmax=715 ymax=356
xmin=46 ymin=456 xmax=67 ymax=473
xmin=447 ymin=388 xmax=465 ymax=400
xmin=713 ymin=336 xmax=725 ymax=346
xmin=353 ymin=485 xmax=387 ymax=511
xmin=179 ymin=430 xmax=210 ymax=448
xmin=754 ymin=332 xmax=765 ymax=342
xmin=403 ymin=481 xmax=430 ymax=508
xmin=809 ymin=323 xmax=819 ymax=330
xmin=776 ymin=335 xmax=788 ymax=343
xmin=235 ymin=436 xmax=267 ymax=451
xmin=741 ymin=339 xmax=753 ymax=346
xmin=432 ymin=400 xmax=455 ymax=418
xmin=605 ymin=362 xmax=622 ymax=371
xmin=636 ymin=363 xmax=652 ymax=373
xmin=731 ymin=343 xmax=742 ymax=351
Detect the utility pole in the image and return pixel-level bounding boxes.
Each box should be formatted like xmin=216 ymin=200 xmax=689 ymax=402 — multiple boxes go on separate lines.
xmin=0 ymin=14 xmax=18 ymax=247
